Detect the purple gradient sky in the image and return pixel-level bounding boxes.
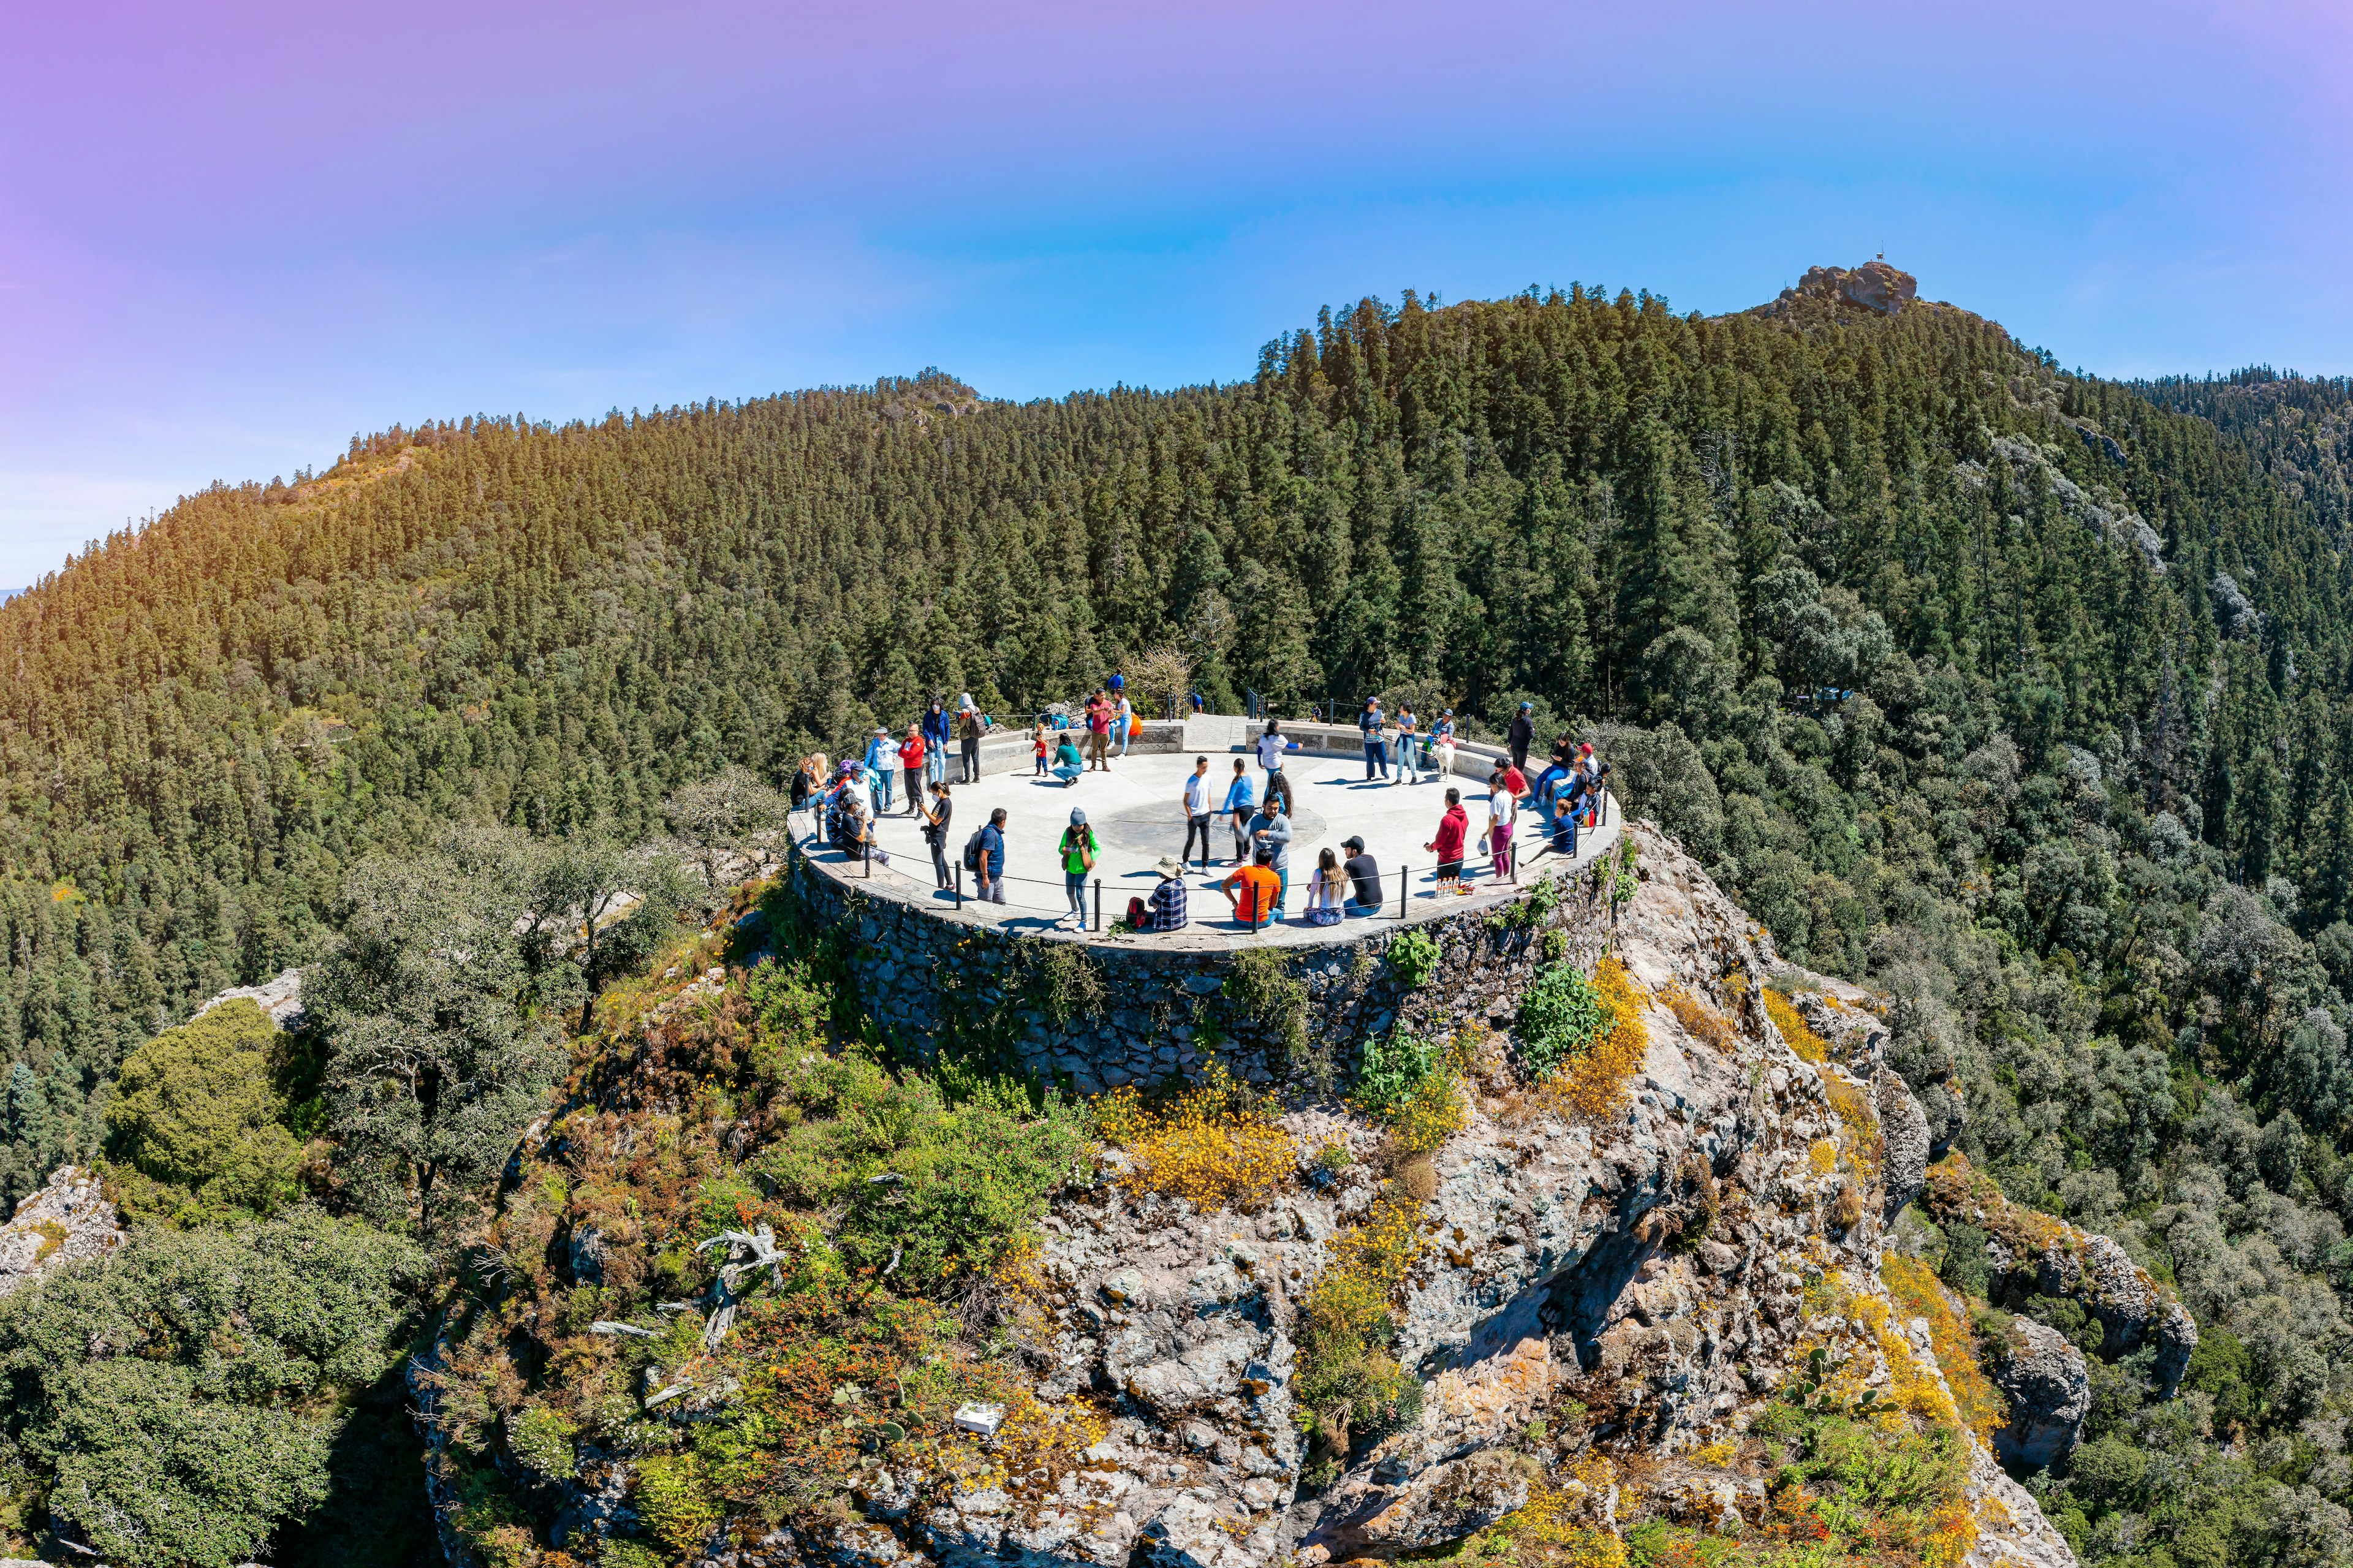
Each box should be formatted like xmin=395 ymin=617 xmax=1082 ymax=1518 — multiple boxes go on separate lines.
xmin=4 ymin=1 xmax=2351 ymax=586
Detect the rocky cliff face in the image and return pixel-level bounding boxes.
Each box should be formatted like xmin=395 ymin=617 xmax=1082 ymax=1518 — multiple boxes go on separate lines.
xmin=0 ymin=1165 xmax=120 ymax=1299
xmin=765 ymin=825 xmax=2083 ymax=1568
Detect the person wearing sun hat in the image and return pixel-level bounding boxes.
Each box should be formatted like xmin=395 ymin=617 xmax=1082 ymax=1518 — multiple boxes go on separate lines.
xmin=864 ymin=725 xmax=897 ymax=814
xmin=1432 ymin=708 xmax=1457 ymax=781
xmin=1129 ymin=854 xmax=1190 ymax=932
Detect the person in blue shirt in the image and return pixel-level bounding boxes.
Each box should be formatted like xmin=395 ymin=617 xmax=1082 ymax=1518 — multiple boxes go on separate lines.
xmin=1221 ymin=759 xmax=1256 ymax=865
xmin=976 ymin=808 xmax=1007 ymax=903
xmin=1357 ymin=697 xmax=1388 ymax=780
xmin=1533 ymin=757 xmax=1571 ymax=836
xmin=1245 ymin=795 xmax=1294 ymax=914
xmin=863 ymin=726 xmax=896 ymax=814
xmin=922 ymin=698 xmax=953 ymax=786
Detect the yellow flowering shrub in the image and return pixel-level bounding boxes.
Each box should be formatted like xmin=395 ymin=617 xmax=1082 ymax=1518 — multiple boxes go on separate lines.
xmin=1763 ymin=988 xmax=1829 ymax=1064
xmin=1660 ymin=983 xmax=1738 ymax=1055
xmin=1820 ymin=1075 xmax=1883 ymax=1184
xmin=1094 ymin=1065 xmax=1295 ymax=1213
xmin=1548 ymin=956 xmax=1649 ymax=1121
xmin=1881 ymin=1254 xmax=2006 ymax=1445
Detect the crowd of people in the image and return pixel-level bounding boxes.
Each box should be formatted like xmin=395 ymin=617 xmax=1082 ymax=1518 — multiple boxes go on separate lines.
xmin=787 ymin=686 xmax=1608 ymax=935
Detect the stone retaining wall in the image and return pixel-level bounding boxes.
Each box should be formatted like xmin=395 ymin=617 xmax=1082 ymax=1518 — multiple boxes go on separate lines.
xmin=775 ymin=835 xmax=1627 ymax=1093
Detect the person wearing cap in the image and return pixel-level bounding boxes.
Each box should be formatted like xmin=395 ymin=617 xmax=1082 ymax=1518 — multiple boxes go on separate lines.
xmin=1220 ymin=847 xmax=1283 ymax=930
xmin=956 ymin=694 xmax=983 ymax=782
xmin=1432 ymin=709 xmax=1457 ymax=781
xmin=1050 ymin=730 xmax=1085 ymax=786
xmin=1340 ymin=835 xmax=1384 ymax=916
xmin=1058 ymin=808 xmax=1099 ymax=928
xmin=1508 ymin=700 xmax=1536 ymax=774
xmin=1129 ymin=854 xmax=1190 ymax=932
xmin=864 ymin=725 xmax=897 ymax=814
xmin=1358 ymin=696 xmax=1389 ymax=781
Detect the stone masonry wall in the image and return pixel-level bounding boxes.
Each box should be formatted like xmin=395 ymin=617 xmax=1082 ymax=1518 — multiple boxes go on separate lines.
xmin=772 ymin=840 xmax=1627 ymax=1094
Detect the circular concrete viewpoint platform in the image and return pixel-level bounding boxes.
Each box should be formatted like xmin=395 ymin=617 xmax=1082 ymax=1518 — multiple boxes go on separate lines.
xmin=798 ymin=717 xmax=1619 ymax=951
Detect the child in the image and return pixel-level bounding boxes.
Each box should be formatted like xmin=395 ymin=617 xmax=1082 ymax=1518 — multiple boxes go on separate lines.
xmin=1033 ymin=719 xmax=1050 ymax=777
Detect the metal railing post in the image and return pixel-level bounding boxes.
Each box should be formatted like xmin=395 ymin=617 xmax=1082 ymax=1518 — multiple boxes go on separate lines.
xmin=1399 ymin=866 xmax=1408 ymax=920
xmin=1094 ymin=879 xmax=1102 ymax=932
xmin=955 ymin=865 xmax=964 ymax=909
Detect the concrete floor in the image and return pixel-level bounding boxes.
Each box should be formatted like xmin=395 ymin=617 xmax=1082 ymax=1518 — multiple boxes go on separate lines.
xmin=831 ymin=746 xmax=1620 ymax=945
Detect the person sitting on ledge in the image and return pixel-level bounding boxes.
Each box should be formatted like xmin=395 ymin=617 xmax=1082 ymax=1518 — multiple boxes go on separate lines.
xmin=1340 ymin=835 xmax=1384 ymax=917
xmin=1220 ymin=847 xmax=1283 ymax=931
xmin=1050 ymin=731 xmax=1085 ymax=786
xmin=1128 ymin=855 xmax=1190 ymax=932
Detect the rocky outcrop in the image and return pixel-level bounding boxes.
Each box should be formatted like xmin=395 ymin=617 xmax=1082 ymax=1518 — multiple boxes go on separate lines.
xmin=1874 ymin=1068 xmax=1931 ymax=1219
xmin=1763 ymin=260 xmax=1920 ymax=317
xmin=194 ymin=966 xmax=305 ymax=1028
xmin=1925 ymin=1153 xmax=2196 ymax=1393
xmin=1957 ymin=436 xmax=2164 ymax=575
xmin=1987 ymin=1318 xmax=2090 ymax=1469
xmin=775 ymin=825 xmax=2086 ymax=1568
xmin=0 ymin=1165 xmax=119 ymax=1298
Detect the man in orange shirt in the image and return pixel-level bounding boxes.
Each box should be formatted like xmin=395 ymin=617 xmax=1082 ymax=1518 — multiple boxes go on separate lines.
xmin=1220 ymin=848 xmax=1283 ymax=930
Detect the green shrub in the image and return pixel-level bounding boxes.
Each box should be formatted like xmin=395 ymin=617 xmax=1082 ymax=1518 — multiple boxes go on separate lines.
xmin=1351 ymin=1029 xmax=1442 ymax=1116
xmin=105 ymin=999 xmax=302 ymax=1218
xmin=1223 ymin=949 xmax=1309 ymax=1065
xmin=1515 ymin=962 xmax=1608 ymax=1077
xmin=506 ymin=1405 xmax=580 ymax=1480
xmin=756 ymin=1055 xmax=1086 ymax=1289
xmin=1385 ymin=930 xmax=1441 ymax=988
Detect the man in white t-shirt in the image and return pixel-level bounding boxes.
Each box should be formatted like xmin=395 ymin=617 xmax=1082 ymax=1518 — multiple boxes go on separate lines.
xmin=1181 ymin=755 xmax=1214 ymax=869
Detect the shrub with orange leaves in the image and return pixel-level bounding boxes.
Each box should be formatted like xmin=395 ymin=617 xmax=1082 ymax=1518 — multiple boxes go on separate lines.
xmin=1095 ymin=1064 xmax=1295 ymax=1213
xmin=1660 ymin=984 xmax=1738 ymax=1055
xmin=1881 ymin=1253 xmax=2006 ymax=1445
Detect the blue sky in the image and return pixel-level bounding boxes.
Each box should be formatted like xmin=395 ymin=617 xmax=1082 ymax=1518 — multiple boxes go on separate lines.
xmin=3 ymin=0 xmax=2349 ymax=586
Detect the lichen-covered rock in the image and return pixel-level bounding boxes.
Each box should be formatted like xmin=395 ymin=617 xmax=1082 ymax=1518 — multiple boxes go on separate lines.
xmin=0 ymin=1165 xmax=119 ymax=1297
xmin=1873 ymin=1068 xmax=1931 ymax=1219
xmin=1988 ymin=1317 xmax=2090 ymax=1469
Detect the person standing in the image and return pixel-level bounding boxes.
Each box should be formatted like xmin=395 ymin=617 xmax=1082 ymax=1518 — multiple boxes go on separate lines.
xmin=1256 ymin=719 xmax=1287 ymax=787
xmin=1508 ymin=700 xmax=1536 ymax=775
xmin=920 ymin=780 xmax=954 ymax=888
xmin=1392 ymin=703 xmax=1420 ymax=784
xmin=1058 ymin=808 xmax=1098 ymax=929
xmin=865 ymin=726 xmax=897 ymax=814
xmin=1432 ymin=709 xmax=1457 ymax=781
xmin=1427 ymin=788 xmax=1469 ymax=896
xmin=922 ymin=698 xmax=953 ymax=786
xmin=1086 ymin=691 xmax=1112 ymax=771
xmin=1181 ymin=756 xmax=1214 ymax=869
xmin=898 ymin=723 xmax=927 ymax=816
xmin=1114 ymin=689 xmax=1135 ymax=757
xmin=1222 ymin=758 xmax=1256 ymax=865
xmin=1246 ymin=792 xmax=1293 ymax=915
xmin=1033 ymin=718 xmax=1050 ymax=778
xmin=957 ymin=696 xmax=983 ymax=784
xmin=1481 ymin=767 xmax=1518 ymax=882
xmin=1358 ymin=697 xmax=1388 ymax=781
xmin=976 ymin=807 xmax=1007 ymax=903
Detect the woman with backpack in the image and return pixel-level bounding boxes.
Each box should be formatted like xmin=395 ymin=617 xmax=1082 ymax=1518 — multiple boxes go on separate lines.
xmin=1058 ymin=808 xmax=1099 ymax=929
xmin=920 ymin=780 xmax=954 ymax=889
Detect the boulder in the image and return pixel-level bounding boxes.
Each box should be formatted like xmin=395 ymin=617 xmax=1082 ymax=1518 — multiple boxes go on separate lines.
xmin=1989 ymin=1318 xmax=2090 ymax=1469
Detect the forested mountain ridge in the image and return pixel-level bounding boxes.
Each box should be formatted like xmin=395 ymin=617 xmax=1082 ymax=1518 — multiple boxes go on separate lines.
xmin=7 ymin=265 xmax=2353 ymax=1564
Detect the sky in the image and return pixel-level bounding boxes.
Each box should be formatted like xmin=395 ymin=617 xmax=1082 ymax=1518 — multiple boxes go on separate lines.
xmin=3 ymin=0 xmax=2351 ymax=588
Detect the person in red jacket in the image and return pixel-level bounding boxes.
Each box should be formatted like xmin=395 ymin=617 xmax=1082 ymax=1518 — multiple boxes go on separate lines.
xmin=1425 ymin=787 xmax=1470 ymax=896
xmin=897 ymin=724 xmax=928 ymax=816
